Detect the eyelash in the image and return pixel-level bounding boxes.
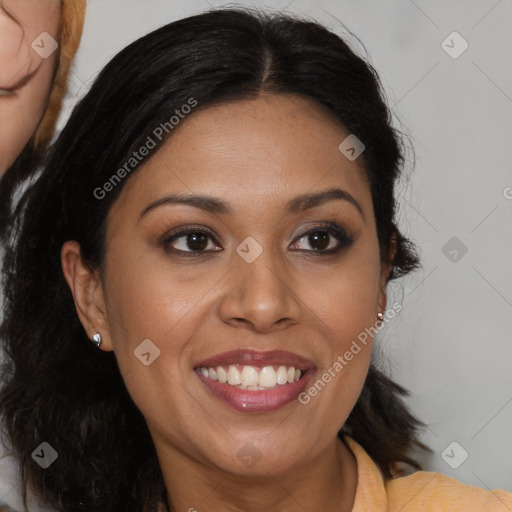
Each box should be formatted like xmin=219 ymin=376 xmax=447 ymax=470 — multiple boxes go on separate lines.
xmin=160 ymin=221 xmax=355 ymax=258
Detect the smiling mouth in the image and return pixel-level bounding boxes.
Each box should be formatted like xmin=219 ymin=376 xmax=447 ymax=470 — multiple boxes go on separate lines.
xmin=194 ymin=349 xmax=315 ymax=412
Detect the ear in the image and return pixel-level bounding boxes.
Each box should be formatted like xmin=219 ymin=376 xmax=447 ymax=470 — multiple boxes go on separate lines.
xmin=61 ymin=240 xmax=113 ymax=351
xmin=377 ymin=232 xmax=397 ymax=314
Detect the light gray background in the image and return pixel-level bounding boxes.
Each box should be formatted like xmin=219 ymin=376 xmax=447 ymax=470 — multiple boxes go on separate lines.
xmin=2 ymin=0 xmax=511 ymax=508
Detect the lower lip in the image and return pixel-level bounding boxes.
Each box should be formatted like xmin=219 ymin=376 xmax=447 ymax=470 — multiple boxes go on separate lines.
xmin=196 ymin=369 xmax=314 ymax=412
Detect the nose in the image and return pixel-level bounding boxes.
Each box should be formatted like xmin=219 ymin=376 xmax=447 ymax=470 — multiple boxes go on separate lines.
xmin=217 ymin=241 xmax=302 ymax=333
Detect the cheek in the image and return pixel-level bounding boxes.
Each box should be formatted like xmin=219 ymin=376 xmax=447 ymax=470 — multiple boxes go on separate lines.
xmin=101 ymin=260 xmax=201 ymax=434
xmin=102 ymin=260 xmax=213 ymax=449
xmin=0 ymin=108 xmax=30 ymax=172
xmin=299 ymin=246 xmax=381 ymax=339
xmin=102 ymin=245 xmax=218 ymax=376
xmin=294 ymin=243 xmax=380 ymax=416
xmin=29 ymin=59 xmax=58 ymax=111
xmin=106 ymin=264 xmax=208 ymax=341
xmin=0 ymin=57 xmax=57 ymax=171
xmin=0 ymin=16 xmax=26 ymax=86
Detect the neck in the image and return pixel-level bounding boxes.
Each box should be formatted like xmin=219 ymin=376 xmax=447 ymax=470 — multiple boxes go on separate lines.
xmin=158 ymin=436 xmax=357 ymax=512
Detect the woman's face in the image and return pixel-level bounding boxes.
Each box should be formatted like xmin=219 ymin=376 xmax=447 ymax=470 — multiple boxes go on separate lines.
xmin=65 ymin=93 xmax=392 ymax=477
xmin=0 ymin=0 xmax=61 ymax=173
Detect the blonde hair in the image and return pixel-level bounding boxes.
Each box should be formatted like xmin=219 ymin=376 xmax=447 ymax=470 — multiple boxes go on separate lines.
xmin=33 ymin=0 xmax=86 ymax=152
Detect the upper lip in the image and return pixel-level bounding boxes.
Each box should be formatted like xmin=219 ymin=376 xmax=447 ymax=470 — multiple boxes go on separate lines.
xmin=194 ymin=349 xmax=315 ymax=371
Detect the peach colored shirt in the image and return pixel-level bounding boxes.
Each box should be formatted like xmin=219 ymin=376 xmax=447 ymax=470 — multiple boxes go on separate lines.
xmin=344 ymin=435 xmax=512 ymax=511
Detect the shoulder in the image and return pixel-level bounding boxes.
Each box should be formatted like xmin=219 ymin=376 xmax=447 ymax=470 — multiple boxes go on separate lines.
xmin=386 ymin=469 xmax=512 ymax=511
xmin=342 ymin=435 xmax=512 ymax=512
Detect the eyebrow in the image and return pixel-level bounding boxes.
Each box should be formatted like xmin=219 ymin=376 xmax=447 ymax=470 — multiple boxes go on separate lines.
xmin=139 ymin=186 xmax=365 ymax=222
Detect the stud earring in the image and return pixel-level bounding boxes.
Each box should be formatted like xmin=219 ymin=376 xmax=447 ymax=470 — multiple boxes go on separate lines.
xmin=91 ymin=332 xmax=102 ymax=349
xmin=377 ymin=312 xmax=384 ymax=322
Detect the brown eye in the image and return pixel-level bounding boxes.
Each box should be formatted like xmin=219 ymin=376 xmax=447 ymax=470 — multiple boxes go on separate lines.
xmin=292 ymin=230 xmax=338 ymax=251
xmin=162 ymin=228 xmax=222 ymax=255
xmin=290 ymin=222 xmax=355 ymax=254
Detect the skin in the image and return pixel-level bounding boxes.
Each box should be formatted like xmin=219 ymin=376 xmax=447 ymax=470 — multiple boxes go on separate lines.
xmin=62 ymin=92 xmax=396 ymax=511
xmin=0 ymin=0 xmax=62 ymax=174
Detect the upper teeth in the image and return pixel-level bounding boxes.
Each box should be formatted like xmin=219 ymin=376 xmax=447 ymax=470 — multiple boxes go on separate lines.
xmin=199 ymin=364 xmax=302 ymax=390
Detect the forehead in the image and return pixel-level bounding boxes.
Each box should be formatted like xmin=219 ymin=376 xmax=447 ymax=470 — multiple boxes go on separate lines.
xmin=111 ymin=93 xmax=372 ymax=219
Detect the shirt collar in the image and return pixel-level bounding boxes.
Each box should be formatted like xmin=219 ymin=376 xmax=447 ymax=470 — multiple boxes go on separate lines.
xmin=343 ymin=434 xmax=390 ymax=511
